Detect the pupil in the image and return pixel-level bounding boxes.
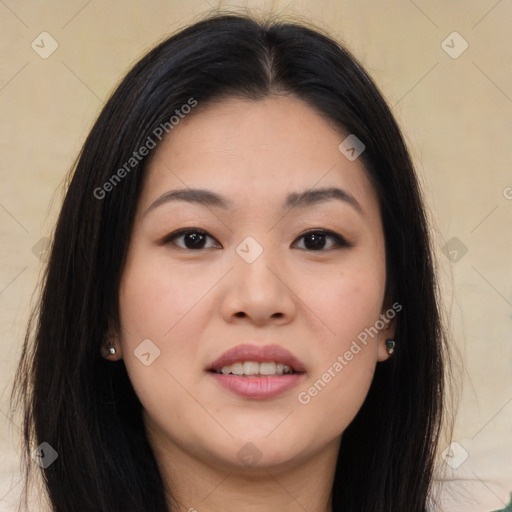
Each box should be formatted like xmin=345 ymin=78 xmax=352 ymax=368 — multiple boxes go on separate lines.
xmin=185 ymin=232 xmax=205 ymax=249
xmin=305 ymin=233 xmax=325 ymax=250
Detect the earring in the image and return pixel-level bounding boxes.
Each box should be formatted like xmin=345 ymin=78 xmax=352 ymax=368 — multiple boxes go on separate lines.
xmin=104 ymin=337 xmax=117 ymax=360
xmin=385 ymin=338 xmax=396 ymax=355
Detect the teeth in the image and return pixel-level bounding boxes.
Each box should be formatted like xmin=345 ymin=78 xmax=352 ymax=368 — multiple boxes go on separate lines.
xmin=259 ymin=362 xmax=276 ymax=375
xmin=243 ymin=361 xmax=259 ymax=375
xmin=218 ymin=361 xmax=295 ymax=376
xmin=230 ymin=362 xmax=243 ymax=375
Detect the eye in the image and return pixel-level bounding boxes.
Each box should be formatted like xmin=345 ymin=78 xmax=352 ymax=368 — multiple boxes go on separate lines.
xmin=162 ymin=228 xmax=221 ymax=250
xmin=293 ymin=229 xmax=351 ymax=251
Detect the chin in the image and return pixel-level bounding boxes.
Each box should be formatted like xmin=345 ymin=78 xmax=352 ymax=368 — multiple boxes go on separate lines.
xmin=205 ymin=433 xmax=310 ymax=470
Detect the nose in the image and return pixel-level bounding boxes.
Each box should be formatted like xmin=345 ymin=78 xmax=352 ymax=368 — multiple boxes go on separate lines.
xmin=219 ymin=244 xmax=297 ymax=327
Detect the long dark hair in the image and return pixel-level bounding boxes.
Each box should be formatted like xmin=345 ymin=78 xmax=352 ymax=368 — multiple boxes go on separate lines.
xmin=12 ymin=12 xmax=450 ymax=512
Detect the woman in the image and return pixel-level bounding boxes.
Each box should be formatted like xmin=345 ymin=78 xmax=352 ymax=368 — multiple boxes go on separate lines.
xmin=13 ymin=12 xmax=455 ymax=512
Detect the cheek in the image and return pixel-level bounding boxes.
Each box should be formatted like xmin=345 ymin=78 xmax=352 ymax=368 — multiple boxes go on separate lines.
xmin=117 ymin=269 xmax=202 ymax=439
xmin=314 ymin=256 xmax=386 ymax=348
xmin=118 ymin=249 xmax=211 ymax=339
xmin=295 ymin=256 xmax=385 ymax=421
xmin=117 ymin=245 xmax=225 ymax=409
xmin=116 ymin=251 xmax=194 ymax=394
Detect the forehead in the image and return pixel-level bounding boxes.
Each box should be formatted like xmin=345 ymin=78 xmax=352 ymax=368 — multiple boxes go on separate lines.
xmin=139 ymin=95 xmax=378 ymax=216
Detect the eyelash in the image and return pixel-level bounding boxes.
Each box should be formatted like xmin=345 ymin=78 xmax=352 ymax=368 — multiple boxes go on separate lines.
xmin=161 ymin=228 xmax=352 ymax=252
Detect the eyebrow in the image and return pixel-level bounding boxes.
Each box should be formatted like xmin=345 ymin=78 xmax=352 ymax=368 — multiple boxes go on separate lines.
xmin=144 ymin=186 xmax=363 ymax=217
xmin=145 ymin=188 xmax=233 ymax=215
xmin=285 ymin=187 xmax=362 ymax=214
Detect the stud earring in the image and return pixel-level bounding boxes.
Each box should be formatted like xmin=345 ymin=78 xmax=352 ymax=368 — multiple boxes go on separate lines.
xmin=385 ymin=338 xmax=396 ymax=355
xmin=103 ymin=337 xmax=118 ymax=360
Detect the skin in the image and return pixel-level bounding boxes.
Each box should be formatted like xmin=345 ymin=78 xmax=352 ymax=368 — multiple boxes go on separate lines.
xmin=106 ymin=94 xmax=395 ymax=512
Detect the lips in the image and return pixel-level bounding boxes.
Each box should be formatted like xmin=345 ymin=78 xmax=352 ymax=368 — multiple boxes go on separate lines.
xmin=206 ymin=344 xmax=307 ymax=399
xmin=207 ymin=343 xmax=307 ymax=374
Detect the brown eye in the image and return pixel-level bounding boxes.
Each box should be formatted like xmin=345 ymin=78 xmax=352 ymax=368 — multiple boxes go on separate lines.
xmin=294 ymin=230 xmax=350 ymax=251
xmin=162 ymin=229 xmax=221 ymax=250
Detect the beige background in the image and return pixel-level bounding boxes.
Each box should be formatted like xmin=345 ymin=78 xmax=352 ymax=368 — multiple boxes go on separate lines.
xmin=1 ymin=1 xmax=511 ymax=511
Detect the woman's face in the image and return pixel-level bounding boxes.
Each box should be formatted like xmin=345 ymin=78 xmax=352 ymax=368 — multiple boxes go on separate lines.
xmin=116 ymin=94 xmax=395 ymax=471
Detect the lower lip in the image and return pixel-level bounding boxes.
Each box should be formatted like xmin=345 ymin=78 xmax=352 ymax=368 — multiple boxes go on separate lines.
xmin=208 ymin=372 xmax=305 ymax=399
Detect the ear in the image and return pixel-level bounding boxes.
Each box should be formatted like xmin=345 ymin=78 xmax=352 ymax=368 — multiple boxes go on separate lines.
xmin=376 ymin=305 xmax=398 ymax=362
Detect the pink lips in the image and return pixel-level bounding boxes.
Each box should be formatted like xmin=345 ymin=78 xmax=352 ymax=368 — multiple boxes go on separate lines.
xmin=206 ymin=343 xmax=306 ymax=400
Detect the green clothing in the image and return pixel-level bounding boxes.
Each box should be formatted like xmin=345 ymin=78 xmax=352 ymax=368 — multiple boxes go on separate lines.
xmin=492 ymin=494 xmax=512 ymax=512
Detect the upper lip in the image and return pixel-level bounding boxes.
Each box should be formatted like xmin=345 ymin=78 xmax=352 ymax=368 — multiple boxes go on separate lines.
xmin=207 ymin=344 xmax=307 ymax=373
